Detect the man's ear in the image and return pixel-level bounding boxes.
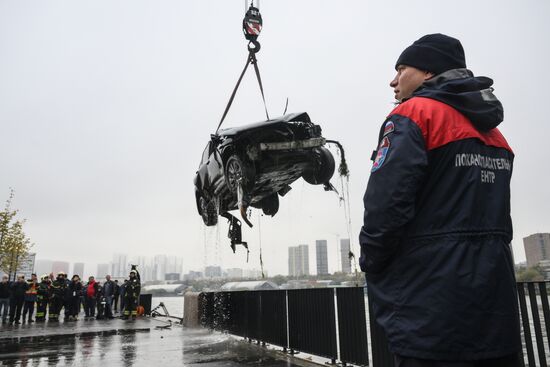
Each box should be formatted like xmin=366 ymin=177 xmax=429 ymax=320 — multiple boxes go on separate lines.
xmin=424 ymin=71 xmax=435 ymax=80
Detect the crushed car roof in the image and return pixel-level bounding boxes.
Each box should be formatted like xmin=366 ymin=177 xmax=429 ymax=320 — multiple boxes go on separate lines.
xmin=218 ymin=112 xmax=311 ymax=136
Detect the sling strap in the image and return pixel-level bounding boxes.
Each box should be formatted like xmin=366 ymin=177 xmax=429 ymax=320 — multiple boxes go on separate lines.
xmin=216 ymin=50 xmax=270 ymax=134
xmin=215 ymin=2 xmax=269 ymax=134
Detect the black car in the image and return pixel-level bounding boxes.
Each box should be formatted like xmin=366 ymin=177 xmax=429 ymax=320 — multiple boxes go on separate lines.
xmin=194 ymin=112 xmax=335 ymax=227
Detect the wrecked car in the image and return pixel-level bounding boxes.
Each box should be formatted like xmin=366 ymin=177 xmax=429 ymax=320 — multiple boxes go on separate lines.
xmin=194 ymin=112 xmax=335 ymax=228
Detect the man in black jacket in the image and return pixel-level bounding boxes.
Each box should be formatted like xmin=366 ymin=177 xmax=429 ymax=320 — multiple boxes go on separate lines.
xmin=9 ymin=275 xmax=28 ymax=324
xmin=360 ymin=34 xmax=520 ymax=366
xmin=102 ymin=275 xmax=115 ymax=319
xmin=113 ymin=280 xmax=120 ymax=313
xmin=0 ymin=275 xmax=10 ymax=324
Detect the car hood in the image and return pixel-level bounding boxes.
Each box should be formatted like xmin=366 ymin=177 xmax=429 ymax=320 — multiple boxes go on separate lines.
xmin=218 ymin=112 xmax=311 ymax=137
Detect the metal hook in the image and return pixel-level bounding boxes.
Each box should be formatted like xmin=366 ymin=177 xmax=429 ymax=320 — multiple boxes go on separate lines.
xmin=247 ymin=40 xmax=261 ymax=53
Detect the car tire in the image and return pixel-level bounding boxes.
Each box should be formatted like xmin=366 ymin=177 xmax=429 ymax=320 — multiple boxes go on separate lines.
xmin=199 ymin=196 xmax=218 ymax=226
xmin=224 ymin=155 xmax=255 ymax=194
xmin=260 ymin=194 xmax=279 ymax=216
xmin=302 ymin=147 xmax=336 ymax=185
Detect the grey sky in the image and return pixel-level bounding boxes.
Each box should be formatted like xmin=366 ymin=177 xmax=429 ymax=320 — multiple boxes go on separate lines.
xmin=1 ymin=1 xmax=548 ymax=276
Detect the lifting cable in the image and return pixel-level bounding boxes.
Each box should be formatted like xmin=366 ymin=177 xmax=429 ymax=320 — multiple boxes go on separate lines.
xmin=216 ymin=1 xmax=269 ymax=134
xmin=258 ymin=212 xmax=265 ymax=279
xmin=327 ymin=140 xmax=360 ymax=283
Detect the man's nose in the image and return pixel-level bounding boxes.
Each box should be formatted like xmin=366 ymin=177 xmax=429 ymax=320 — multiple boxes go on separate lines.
xmin=390 ymin=75 xmax=398 ymax=88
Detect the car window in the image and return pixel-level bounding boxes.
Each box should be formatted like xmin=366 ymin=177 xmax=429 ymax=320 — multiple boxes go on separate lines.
xmin=200 ymin=142 xmax=211 ymax=166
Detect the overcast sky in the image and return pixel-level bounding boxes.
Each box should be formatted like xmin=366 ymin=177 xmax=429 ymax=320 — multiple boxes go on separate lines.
xmin=1 ymin=1 xmax=548 ymax=276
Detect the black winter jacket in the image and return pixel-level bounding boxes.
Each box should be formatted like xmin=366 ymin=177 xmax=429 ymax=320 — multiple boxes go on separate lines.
xmin=0 ymin=282 xmax=10 ymax=299
xmin=50 ymin=278 xmax=67 ymax=299
xmin=68 ymin=281 xmax=82 ymax=299
xmin=360 ymin=69 xmax=520 ymax=360
xmin=10 ymin=281 xmax=29 ymax=301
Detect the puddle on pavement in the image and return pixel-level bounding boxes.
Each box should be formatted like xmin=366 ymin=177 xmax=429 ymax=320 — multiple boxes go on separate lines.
xmin=0 ymin=328 xmax=302 ymax=367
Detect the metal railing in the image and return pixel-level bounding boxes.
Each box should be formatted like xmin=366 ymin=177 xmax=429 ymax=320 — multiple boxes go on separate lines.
xmin=198 ymin=281 xmax=550 ymax=367
xmin=517 ymin=282 xmax=550 ymax=367
xmin=199 ymin=287 xmax=368 ymax=366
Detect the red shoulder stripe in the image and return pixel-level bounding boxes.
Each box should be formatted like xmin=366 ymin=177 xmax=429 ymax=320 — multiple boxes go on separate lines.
xmin=389 ymin=97 xmax=512 ymax=152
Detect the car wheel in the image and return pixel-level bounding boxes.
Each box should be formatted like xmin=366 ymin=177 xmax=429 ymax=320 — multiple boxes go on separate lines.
xmin=260 ymin=194 xmax=279 ymax=216
xmin=199 ymin=196 xmax=218 ymax=226
xmin=224 ymin=155 xmax=254 ymax=193
xmin=303 ymin=147 xmax=335 ymax=185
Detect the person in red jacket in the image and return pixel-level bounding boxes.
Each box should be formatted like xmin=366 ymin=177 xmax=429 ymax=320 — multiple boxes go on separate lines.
xmin=84 ymin=276 xmax=99 ymax=319
xmin=360 ymin=34 xmax=520 ymax=366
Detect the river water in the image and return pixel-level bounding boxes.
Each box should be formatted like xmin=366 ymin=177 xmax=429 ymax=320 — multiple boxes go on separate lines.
xmin=151 ymin=296 xmax=184 ymax=318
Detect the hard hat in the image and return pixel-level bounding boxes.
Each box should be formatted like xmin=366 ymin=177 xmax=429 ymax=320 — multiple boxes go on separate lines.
xmin=42 ymin=274 xmax=50 ymax=281
xmin=57 ymin=271 xmax=66 ymax=276
xmin=130 ymin=270 xmax=137 ymax=274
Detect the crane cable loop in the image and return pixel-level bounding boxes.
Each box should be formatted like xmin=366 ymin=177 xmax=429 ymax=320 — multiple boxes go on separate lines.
xmin=215 ymin=2 xmax=268 ymax=134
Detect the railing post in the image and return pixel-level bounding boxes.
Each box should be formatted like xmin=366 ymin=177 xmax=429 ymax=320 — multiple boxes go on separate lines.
xmin=527 ymin=282 xmax=547 ymax=367
xmin=538 ymin=282 xmax=550 ymax=351
xmin=517 ymin=283 xmax=536 ymax=367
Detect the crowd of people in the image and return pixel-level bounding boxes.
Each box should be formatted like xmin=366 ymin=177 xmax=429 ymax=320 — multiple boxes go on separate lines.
xmin=0 ymin=268 xmax=141 ymax=325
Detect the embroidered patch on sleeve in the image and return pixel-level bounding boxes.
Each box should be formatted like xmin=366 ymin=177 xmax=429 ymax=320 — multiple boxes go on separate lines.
xmin=383 ymin=120 xmax=395 ymax=136
xmin=371 ymin=136 xmax=391 ymax=172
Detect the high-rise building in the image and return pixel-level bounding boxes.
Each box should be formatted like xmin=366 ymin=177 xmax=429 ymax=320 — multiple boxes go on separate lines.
xmin=73 ymin=262 xmax=85 ymax=277
xmin=165 ymin=273 xmax=181 ymax=281
xmin=52 ymin=261 xmax=70 ymax=275
xmin=288 ymin=245 xmax=309 ymax=276
xmin=135 ymin=256 xmax=152 ymax=282
xmin=112 ymin=254 xmax=128 ymax=278
xmin=288 ymin=247 xmax=297 ymax=276
xmin=34 ymin=259 xmax=53 ymax=277
xmin=226 ymin=268 xmax=243 ymax=279
xmin=244 ymin=269 xmax=265 ymax=279
xmin=340 ymin=238 xmax=351 ymax=274
xmin=184 ymin=271 xmax=203 ymax=281
xmin=524 ymin=233 xmax=550 ymax=267
xmin=154 ymin=254 xmax=168 ymax=281
xmin=97 ymin=263 xmax=110 ymax=277
xmin=316 ymin=240 xmax=329 ymax=275
xmin=166 ymin=256 xmax=183 ymax=275
xmin=205 ymin=266 xmax=222 ymax=278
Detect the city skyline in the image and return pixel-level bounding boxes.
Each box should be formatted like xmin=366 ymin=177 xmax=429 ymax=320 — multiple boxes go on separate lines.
xmin=30 ymin=251 xmax=270 ymax=279
xmin=9 ymin=232 xmax=548 ymax=280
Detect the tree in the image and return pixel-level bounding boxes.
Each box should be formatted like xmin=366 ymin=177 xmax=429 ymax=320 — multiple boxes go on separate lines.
xmin=516 ymin=265 xmax=545 ymax=282
xmin=0 ymin=189 xmax=32 ymax=281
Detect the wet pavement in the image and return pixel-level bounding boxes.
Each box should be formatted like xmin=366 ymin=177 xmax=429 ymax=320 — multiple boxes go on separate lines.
xmin=0 ymin=318 xmax=152 ymax=342
xmin=0 ymin=319 xmax=317 ymax=367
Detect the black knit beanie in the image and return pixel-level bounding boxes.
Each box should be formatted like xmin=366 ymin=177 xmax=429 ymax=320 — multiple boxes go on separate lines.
xmin=395 ymin=33 xmax=466 ymax=75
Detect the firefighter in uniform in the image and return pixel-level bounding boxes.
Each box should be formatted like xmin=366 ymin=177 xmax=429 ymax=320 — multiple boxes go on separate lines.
xmin=35 ymin=275 xmax=50 ymax=322
xmin=122 ymin=269 xmax=140 ymax=320
xmin=49 ymin=272 xmax=67 ymax=321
